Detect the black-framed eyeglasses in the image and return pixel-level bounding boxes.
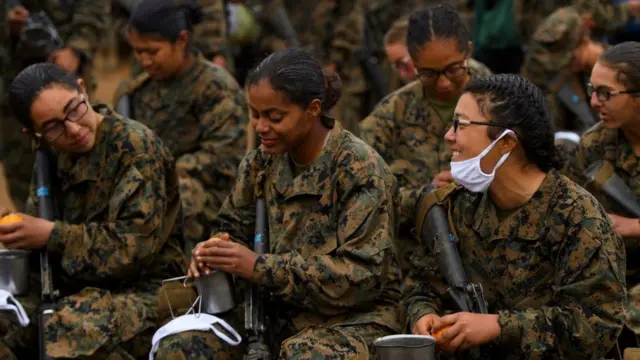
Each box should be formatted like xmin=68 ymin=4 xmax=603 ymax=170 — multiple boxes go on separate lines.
xmin=452 ymin=118 xmax=511 ymax=133
xmin=416 ymin=60 xmax=468 ymax=83
xmin=38 ymin=95 xmax=89 ymax=142
xmin=586 ymin=83 xmax=640 ymax=102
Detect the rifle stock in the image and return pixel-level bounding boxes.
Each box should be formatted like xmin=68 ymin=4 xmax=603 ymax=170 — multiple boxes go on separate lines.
xmin=244 ymin=197 xmax=271 ymax=360
xmin=35 ymin=147 xmax=57 ymax=360
xmin=415 ymin=185 xmax=487 ymax=314
xmin=584 ymin=160 xmax=640 ymax=218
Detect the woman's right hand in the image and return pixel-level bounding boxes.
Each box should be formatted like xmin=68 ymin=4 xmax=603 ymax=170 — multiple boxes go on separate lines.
xmin=187 ymin=241 xmax=212 ymax=278
xmin=412 ymin=313 xmax=441 ymax=336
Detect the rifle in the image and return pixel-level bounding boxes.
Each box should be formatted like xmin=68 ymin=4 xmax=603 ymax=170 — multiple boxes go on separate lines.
xmin=115 ymin=89 xmax=131 ymax=118
xmin=584 ymin=160 xmax=640 ymax=218
xmin=416 ymin=185 xmax=487 ymax=314
xmin=9 ymin=0 xmax=64 ymax=67
xmin=354 ymin=7 xmax=388 ymax=102
xmin=244 ymin=197 xmax=271 ymax=360
xmin=548 ymin=74 xmax=597 ymax=133
xmin=34 ymin=145 xmax=59 ymax=360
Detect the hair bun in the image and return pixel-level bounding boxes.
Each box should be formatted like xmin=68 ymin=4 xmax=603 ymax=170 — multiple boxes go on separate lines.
xmin=322 ymin=69 xmax=342 ymax=111
xmin=182 ymin=0 xmax=204 ymax=26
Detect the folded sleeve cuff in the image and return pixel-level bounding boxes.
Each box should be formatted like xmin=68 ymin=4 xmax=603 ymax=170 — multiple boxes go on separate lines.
xmin=496 ymin=310 xmax=523 ymax=346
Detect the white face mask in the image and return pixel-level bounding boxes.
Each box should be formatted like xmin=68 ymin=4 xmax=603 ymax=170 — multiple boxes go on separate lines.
xmin=450 ymin=129 xmax=514 ymax=193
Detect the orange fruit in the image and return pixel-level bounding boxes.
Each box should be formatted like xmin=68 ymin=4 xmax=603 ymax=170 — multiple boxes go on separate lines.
xmin=0 ymin=214 xmax=23 ymax=225
xmin=433 ymin=326 xmax=450 ymax=339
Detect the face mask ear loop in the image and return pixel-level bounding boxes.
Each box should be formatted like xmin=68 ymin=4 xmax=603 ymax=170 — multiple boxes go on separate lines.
xmin=209 ymin=319 xmax=243 ymax=346
xmin=477 ymin=129 xmax=515 ymax=174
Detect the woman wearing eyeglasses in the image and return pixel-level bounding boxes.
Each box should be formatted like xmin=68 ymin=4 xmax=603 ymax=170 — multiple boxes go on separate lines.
xmin=404 ymin=73 xmax=626 ymax=359
xmin=0 ymin=63 xmax=185 ymax=358
xmin=383 ymin=17 xmax=417 ymax=89
xmin=564 ymin=41 xmax=640 ymax=350
xmin=360 ymin=3 xmax=491 ymax=273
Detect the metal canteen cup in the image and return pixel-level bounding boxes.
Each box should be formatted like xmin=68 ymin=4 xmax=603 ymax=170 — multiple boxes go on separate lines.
xmin=374 ymin=334 xmax=436 ymax=360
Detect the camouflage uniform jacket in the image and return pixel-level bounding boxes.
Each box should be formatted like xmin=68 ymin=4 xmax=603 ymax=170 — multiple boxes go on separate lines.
xmin=190 ymin=0 xmax=229 ymax=60
xmin=212 ymin=123 xmax=403 ymax=333
xmin=404 ymin=170 xmax=627 ymax=359
xmin=119 ymin=55 xmax=248 ymax=246
xmin=521 ymin=6 xmax=597 ymax=133
xmin=26 ymin=106 xmax=185 ymax=293
xmin=359 ymin=59 xmax=492 ymax=224
xmin=564 ymin=122 xmax=640 ymax=283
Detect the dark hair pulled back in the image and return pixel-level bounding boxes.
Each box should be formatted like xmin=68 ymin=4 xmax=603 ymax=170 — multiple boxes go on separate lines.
xmin=246 ymin=48 xmax=342 ymax=129
xmin=407 ymin=3 xmax=471 ymax=59
xmin=8 ymin=63 xmax=81 ymax=130
xmin=464 ymin=74 xmax=564 ymax=172
xmin=128 ymin=0 xmax=204 ymax=42
xmin=599 ymin=41 xmax=640 ymax=93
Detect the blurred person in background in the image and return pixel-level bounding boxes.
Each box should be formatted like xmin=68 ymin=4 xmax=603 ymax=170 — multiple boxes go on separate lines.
xmin=114 ymin=0 xmax=248 ymax=252
xmin=0 ymin=0 xmax=108 ymax=212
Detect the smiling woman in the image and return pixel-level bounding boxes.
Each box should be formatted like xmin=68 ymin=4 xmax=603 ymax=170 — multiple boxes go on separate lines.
xmin=153 ymin=48 xmax=403 ymax=360
xmin=9 ymin=64 xmax=102 ymax=154
xmin=0 ymin=62 xmax=185 ymax=359
xmin=404 ymin=74 xmax=626 ymax=359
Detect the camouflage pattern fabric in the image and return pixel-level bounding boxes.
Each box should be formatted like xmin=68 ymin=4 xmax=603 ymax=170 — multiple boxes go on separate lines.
xmin=403 ymin=170 xmax=627 ymax=358
xmin=359 ymin=59 xmax=491 ymax=271
xmin=0 ymin=106 xmax=185 ymax=358
xmin=118 ymin=55 xmax=248 ymax=251
xmin=155 ymin=123 xmax=403 ymax=358
xmin=521 ymin=6 xmax=585 ymax=87
xmin=0 ymin=0 xmax=107 ymax=211
xmin=189 ymin=0 xmax=229 ymax=61
xmin=155 ymin=322 xmax=390 ymax=359
xmin=573 ymin=0 xmax=640 ymax=34
xmin=564 ymin=122 xmax=640 ymax=337
xmin=520 ymin=6 xmax=595 ymax=132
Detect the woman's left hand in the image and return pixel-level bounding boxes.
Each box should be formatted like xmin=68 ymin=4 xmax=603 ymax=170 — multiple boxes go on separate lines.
xmin=192 ymin=233 xmax=258 ymax=279
xmin=0 ymin=213 xmax=54 ymax=250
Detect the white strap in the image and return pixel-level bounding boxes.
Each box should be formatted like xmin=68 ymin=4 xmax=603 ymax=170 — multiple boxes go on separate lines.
xmin=0 ymin=290 xmax=30 ymax=327
xmin=209 ymin=318 xmax=242 ymax=346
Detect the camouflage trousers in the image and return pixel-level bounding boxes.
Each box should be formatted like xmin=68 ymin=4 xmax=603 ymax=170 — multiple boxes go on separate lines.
xmin=0 ymin=284 xmax=161 ymax=359
xmin=154 ymin=317 xmax=393 ymax=360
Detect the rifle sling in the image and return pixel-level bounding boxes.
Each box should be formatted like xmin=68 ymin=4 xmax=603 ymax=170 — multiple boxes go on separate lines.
xmin=415 ymin=182 xmax=459 ymax=238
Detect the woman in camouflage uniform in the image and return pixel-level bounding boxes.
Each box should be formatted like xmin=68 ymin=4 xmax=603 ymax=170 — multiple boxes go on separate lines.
xmin=0 ymin=63 xmax=184 ymax=359
xmin=406 ymin=74 xmax=626 ymax=359
xmin=360 ymin=3 xmax=492 ymax=274
xmin=116 ymin=0 xmax=248 ymax=252
xmin=153 ymin=48 xmax=402 ymax=360
xmin=565 ymin=41 xmax=640 ymax=351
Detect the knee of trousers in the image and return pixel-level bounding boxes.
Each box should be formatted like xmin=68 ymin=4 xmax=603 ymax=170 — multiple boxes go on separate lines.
xmin=152 ymin=331 xmax=245 ymax=360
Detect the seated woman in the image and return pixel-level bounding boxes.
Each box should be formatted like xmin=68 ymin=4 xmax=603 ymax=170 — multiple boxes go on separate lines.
xmin=404 ymin=74 xmax=626 ymax=358
xmin=360 ymin=4 xmax=492 ymax=275
xmin=0 ymin=63 xmax=185 ymax=359
xmin=115 ymin=0 xmax=248 ymax=251
xmin=153 ymin=48 xmax=403 ymax=359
